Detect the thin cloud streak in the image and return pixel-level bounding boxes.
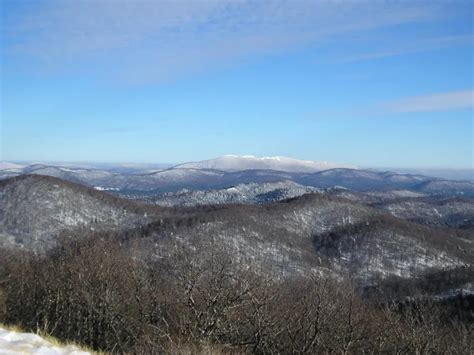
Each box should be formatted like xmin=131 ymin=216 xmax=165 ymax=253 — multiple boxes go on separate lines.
xmin=344 ymin=34 xmax=474 ymax=62
xmin=384 ymin=90 xmax=474 ymax=113
xmin=305 ymin=90 xmax=474 ymax=121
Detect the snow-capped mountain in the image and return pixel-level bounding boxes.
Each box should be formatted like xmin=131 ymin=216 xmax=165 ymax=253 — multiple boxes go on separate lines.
xmin=176 ymin=155 xmax=354 ymax=173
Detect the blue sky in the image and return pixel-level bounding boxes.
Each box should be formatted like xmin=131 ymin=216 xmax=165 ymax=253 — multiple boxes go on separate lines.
xmin=1 ymin=0 xmax=473 ymax=168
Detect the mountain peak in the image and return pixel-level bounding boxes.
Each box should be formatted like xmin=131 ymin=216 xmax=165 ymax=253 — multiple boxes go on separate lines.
xmin=176 ymin=155 xmax=354 ymax=173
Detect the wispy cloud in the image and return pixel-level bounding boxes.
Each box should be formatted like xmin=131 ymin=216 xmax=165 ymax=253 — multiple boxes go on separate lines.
xmin=2 ymin=0 xmax=443 ymax=85
xmin=383 ymin=90 xmax=474 ymax=113
xmin=305 ymin=90 xmax=473 ymax=120
xmin=344 ymin=34 xmax=474 ymax=62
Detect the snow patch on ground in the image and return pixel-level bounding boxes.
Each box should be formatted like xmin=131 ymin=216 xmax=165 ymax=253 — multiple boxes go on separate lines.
xmin=0 ymin=328 xmax=90 ymax=354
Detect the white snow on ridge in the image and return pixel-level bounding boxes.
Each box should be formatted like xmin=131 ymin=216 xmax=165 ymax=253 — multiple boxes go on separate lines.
xmin=150 ymin=180 xmax=320 ymax=207
xmin=0 ymin=327 xmax=90 ymax=354
xmin=0 ymin=162 xmax=24 ymax=170
xmin=94 ymin=186 xmax=120 ymax=191
xmin=176 ymin=155 xmax=355 ymax=173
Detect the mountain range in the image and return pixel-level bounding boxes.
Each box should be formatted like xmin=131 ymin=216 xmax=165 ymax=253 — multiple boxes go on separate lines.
xmin=1 ymin=156 xmax=473 ymax=284
xmin=1 ymin=156 xmax=473 ymax=199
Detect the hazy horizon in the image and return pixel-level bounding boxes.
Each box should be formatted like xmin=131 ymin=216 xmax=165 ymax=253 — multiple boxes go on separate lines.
xmin=2 ymin=154 xmax=474 ymax=172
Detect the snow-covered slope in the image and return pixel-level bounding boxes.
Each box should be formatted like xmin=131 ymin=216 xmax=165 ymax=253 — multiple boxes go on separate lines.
xmin=136 ymin=181 xmax=320 ymax=207
xmin=140 ymin=192 xmax=471 ymax=280
xmin=2 ymin=175 xmax=472 ymax=283
xmin=0 ymin=162 xmax=24 ymax=170
xmin=0 ymin=327 xmax=89 ymax=354
xmin=176 ymin=155 xmax=354 ymax=173
xmin=0 ymin=175 xmax=155 ymax=250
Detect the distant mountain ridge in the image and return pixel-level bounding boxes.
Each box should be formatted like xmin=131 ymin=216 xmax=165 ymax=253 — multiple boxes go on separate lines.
xmin=0 ymin=162 xmax=24 ymax=170
xmin=1 ymin=158 xmax=473 ymax=198
xmin=176 ymin=155 xmax=355 ymax=172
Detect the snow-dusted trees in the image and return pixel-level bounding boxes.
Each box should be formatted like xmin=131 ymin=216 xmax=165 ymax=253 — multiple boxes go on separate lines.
xmin=0 ymin=236 xmax=472 ymax=353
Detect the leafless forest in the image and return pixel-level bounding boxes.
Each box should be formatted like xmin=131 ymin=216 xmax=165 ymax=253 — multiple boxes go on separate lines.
xmin=1 ymin=233 xmax=472 ymax=353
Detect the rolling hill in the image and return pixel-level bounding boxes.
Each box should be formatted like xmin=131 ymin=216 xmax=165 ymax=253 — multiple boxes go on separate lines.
xmin=2 ymin=175 xmax=471 ymax=286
